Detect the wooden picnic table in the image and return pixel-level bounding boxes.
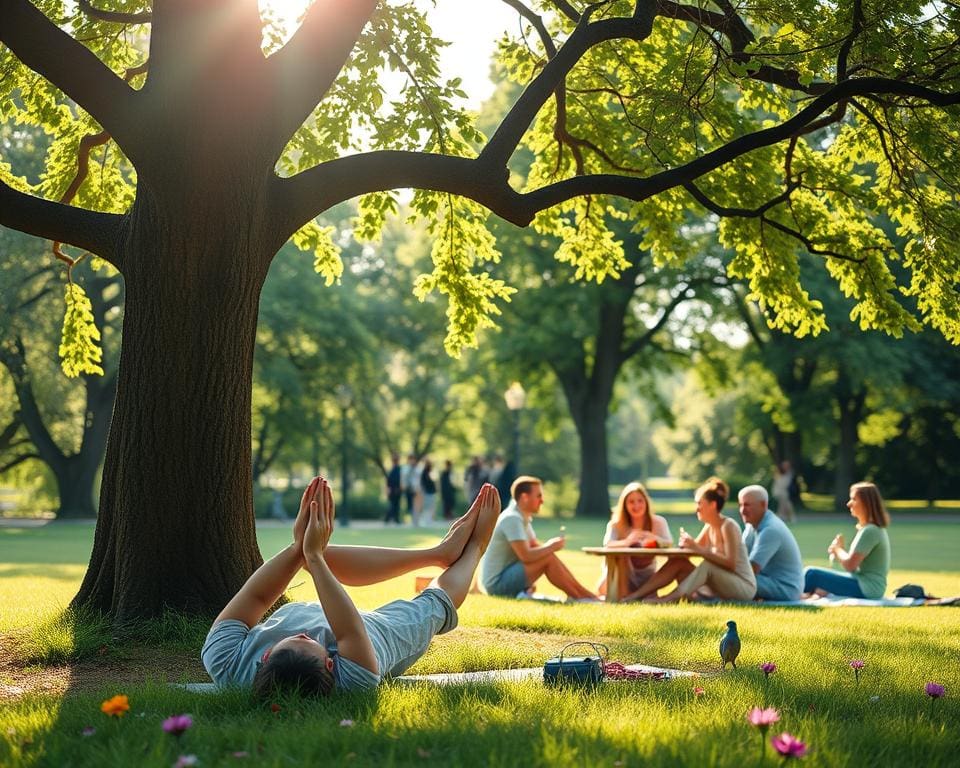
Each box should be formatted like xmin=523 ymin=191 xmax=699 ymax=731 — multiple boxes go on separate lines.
xmin=581 ymin=546 xmax=701 ymax=603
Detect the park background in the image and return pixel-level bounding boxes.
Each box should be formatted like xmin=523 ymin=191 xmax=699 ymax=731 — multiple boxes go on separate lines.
xmin=2 ymin=1 xmax=960 ymax=766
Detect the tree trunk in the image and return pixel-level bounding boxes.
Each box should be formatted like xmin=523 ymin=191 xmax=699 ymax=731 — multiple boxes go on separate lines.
xmin=833 ymin=386 xmax=865 ymax=510
xmin=52 ymin=454 xmax=101 ymax=518
xmin=72 ymin=183 xmax=275 ymax=620
xmin=573 ymin=403 xmax=611 ymax=517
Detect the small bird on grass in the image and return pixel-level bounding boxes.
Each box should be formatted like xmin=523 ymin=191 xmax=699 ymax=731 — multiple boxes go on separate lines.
xmin=719 ymin=620 xmax=741 ymax=670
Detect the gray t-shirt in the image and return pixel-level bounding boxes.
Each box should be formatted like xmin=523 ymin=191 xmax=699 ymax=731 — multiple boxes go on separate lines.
xmin=201 ymin=588 xmax=457 ymax=691
xmin=742 ymin=510 xmax=803 ymax=601
xmin=479 ymin=502 xmax=534 ymax=591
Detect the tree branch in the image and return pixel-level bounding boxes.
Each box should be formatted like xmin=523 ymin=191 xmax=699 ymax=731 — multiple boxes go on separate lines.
xmin=265 ymin=0 xmax=379 ymax=155
xmin=77 ymin=0 xmax=152 ymax=24
xmin=0 ymin=453 xmax=39 ymax=475
xmin=0 ymin=178 xmax=123 ymax=268
xmin=278 ymin=77 xmax=960 ymax=231
xmin=621 ymin=285 xmax=692 ymax=360
xmin=481 ymin=14 xmax=655 ymax=168
xmin=0 ymin=337 xmax=65 ymax=467
xmin=0 ymin=0 xmax=140 ymax=150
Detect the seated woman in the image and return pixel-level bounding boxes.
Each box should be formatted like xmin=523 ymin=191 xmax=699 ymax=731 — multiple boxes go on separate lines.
xmin=597 ymin=482 xmax=673 ymax=598
xmin=803 ymin=481 xmax=891 ymax=599
xmin=624 ymin=477 xmax=756 ymax=603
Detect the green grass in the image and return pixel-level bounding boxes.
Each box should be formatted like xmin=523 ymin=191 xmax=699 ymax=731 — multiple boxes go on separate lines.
xmin=1 ymin=518 xmax=959 ymax=766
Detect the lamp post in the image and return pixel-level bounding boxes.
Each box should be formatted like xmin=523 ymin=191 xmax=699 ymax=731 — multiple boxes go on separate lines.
xmin=335 ymin=384 xmax=353 ymax=527
xmin=504 ymin=382 xmax=526 ymax=472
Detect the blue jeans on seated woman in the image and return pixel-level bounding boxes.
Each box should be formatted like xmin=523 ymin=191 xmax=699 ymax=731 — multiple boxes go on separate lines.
xmin=803 ymin=566 xmax=865 ymax=598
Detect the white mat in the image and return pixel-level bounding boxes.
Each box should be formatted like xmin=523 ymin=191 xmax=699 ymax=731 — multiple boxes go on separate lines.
xmin=174 ymin=663 xmax=691 ymax=693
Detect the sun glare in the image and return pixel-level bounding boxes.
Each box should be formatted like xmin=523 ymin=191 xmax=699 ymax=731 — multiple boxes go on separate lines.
xmin=259 ymin=0 xmax=311 ymax=41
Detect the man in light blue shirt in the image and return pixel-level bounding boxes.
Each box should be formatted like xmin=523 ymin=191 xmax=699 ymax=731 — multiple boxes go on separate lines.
xmin=738 ymin=485 xmax=803 ymax=601
xmin=202 ymin=477 xmax=500 ymax=697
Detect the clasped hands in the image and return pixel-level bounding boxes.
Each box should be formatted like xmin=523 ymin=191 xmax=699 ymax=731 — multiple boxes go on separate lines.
xmin=292 ymin=476 xmax=335 ymax=568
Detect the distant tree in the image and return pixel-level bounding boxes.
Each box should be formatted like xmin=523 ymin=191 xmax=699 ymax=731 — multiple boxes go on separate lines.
xmin=489 ymin=216 xmax=726 ymax=515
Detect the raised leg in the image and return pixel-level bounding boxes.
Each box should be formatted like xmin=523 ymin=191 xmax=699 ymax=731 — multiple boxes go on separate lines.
xmin=434 ymin=484 xmax=500 ymax=607
xmin=323 ymin=493 xmax=483 ymax=585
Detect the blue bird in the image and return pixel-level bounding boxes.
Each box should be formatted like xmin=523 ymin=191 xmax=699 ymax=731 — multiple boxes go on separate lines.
xmin=719 ymin=620 xmax=741 ymax=669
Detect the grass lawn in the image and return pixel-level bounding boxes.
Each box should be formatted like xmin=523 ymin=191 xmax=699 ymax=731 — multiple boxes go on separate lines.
xmin=1 ymin=515 xmax=958 ymax=766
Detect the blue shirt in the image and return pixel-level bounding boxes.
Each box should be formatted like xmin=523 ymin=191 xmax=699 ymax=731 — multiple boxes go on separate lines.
xmin=201 ymin=588 xmax=457 ymax=691
xmin=742 ymin=510 xmax=803 ymax=601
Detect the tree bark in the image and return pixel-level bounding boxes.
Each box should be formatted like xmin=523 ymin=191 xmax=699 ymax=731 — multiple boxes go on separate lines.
xmin=72 ymin=179 xmax=275 ymax=619
xmin=571 ymin=399 xmax=612 ymax=518
xmin=833 ymin=375 xmax=866 ymax=510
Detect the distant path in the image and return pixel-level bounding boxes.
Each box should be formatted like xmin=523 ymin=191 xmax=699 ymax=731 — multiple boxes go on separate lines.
xmin=3 ymin=514 xmax=959 ymax=528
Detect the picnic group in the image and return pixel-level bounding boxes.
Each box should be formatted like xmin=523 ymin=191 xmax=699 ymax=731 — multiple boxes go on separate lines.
xmin=201 ymin=472 xmax=889 ymax=698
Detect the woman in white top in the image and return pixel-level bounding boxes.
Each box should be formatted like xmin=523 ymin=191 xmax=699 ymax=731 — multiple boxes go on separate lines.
xmin=597 ymin=482 xmax=673 ymax=598
xmin=624 ymin=477 xmax=756 ymax=603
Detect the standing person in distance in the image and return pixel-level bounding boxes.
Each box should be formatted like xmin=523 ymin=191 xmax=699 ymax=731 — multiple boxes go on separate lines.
xmin=440 ymin=460 xmax=457 ymax=520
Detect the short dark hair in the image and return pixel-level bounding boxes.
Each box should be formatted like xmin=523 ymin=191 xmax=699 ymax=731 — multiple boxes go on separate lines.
xmin=251 ymin=648 xmax=335 ymax=699
xmin=511 ymin=475 xmax=542 ymax=501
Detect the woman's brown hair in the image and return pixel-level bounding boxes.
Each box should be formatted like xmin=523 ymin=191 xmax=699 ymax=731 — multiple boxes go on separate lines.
xmin=695 ymin=476 xmax=730 ymax=512
xmin=611 ymin=482 xmax=655 ymax=533
xmin=850 ymin=482 xmax=891 ymax=527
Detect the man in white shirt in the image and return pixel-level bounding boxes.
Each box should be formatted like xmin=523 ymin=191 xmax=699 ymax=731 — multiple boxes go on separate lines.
xmin=479 ymin=476 xmax=596 ymax=600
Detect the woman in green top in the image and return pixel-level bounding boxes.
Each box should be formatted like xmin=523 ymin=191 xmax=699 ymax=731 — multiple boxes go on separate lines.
xmin=803 ymin=482 xmax=891 ymax=599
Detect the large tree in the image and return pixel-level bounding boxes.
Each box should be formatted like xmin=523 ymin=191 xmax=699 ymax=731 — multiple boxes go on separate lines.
xmin=2 ymin=0 xmax=959 ymax=619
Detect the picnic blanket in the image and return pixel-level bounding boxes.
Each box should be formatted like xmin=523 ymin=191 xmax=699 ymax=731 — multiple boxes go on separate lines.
xmin=174 ymin=662 xmax=691 ymax=693
xmin=761 ymin=595 xmax=958 ymax=607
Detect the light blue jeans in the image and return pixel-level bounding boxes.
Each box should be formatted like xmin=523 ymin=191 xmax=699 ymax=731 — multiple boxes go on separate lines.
xmin=803 ymin=566 xmax=865 ymax=598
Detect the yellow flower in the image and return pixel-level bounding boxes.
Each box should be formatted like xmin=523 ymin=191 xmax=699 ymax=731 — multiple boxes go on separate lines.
xmin=100 ymin=694 xmax=130 ymax=717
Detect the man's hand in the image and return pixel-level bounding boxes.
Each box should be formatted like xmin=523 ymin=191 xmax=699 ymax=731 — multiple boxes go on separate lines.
xmin=292 ymin=477 xmax=320 ymax=558
xmin=545 ymin=536 xmax=565 ymax=552
xmin=303 ymin=477 xmax=335 ymax=565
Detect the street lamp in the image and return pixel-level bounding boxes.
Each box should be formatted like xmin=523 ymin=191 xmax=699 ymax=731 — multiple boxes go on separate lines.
xmin=335 ymin=383 xmax=353 ymax=527
xmin=504 ymin=381 xmax=526 ymax=472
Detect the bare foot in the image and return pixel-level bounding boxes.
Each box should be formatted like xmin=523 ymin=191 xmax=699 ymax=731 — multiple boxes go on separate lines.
xmin=467 ymin=483 xmax=500 ymax=554
xmin=432 ymin=489 xmax=484 ymax=566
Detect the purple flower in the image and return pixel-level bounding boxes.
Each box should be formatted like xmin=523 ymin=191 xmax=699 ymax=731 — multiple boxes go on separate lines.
xmin=771 ymin=732 xmax=808 ymax=759
xmin=925 ymin=682 xmax=946 ymax=699
xmin=81 ymin=726 xmax=96 ymax=737
xmin=162 ymin=714 xmax=193 ymax=737
xmin=747 ymin=707 xmax=781 ymax=729
xmin=760 ymin=662 xmax=777 ymax=677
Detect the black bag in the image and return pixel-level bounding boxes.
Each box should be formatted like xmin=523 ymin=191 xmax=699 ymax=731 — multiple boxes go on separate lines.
xmin=894 ymin=583 xmax=930 ymax=599
xmin=543 ymin=642 xmax=608 ymax=687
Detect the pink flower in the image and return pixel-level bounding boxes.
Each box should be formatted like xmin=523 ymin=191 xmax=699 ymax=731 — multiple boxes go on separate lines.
xmin=747 ymin=707 xmax=781 ymax=729
xmin=162 ymin=715 xmax=193 ymax=737
xmin=760 ymin=662 xmax=777 ymax=677
xmin=925 ymin=682 xmax=946 ymax=699
xmin=771 ymin=732 xmax=808 ymax=758
xmin=173 ymin=756 xmax=198 ymax=768
xmin=339 ymin=719 xmax=355 ymax=727
xmin=849 ymin=660 xmax=865 ymax=670
xmin=693 ymin=686 xmax=705 ymax=697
